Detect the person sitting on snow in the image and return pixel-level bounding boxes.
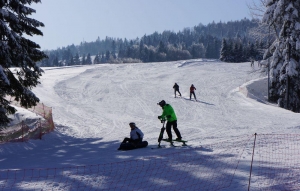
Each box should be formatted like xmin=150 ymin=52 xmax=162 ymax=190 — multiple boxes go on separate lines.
xmin=121 ymin=122 xmax=144 ymax=145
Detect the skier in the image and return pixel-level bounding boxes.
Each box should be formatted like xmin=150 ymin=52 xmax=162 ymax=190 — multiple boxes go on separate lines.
xmin=121 ymin=122 xmax=144 ymax=145
xmin=157 ymin=100 xmax=182 ymax=141
xmin=190 ymin=84 xmax=197 ymax=100
xmin=173 ymin=83 xmax=182 ymax=98
xmin=251 ymin=59 xmax=254 ymax=67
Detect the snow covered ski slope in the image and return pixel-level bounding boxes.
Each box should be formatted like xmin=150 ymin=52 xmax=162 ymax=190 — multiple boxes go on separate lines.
xmin=1 ymin=59 xmax=300 ymax=190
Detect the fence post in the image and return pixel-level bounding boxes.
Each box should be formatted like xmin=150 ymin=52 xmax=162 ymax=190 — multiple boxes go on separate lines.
xmin=248 ymin=133 xmax=257 ymax=191
xmin=42 ymin=103 xmax=46 ymax=118
xmin=21 ymin=121 xmax=24 ymax=142
xmin=39 ymin=118 xmax=42 ymax=140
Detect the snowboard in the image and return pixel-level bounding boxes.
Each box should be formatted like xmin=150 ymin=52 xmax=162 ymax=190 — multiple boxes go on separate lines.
xmin=117 ymin=141 xmax=148 ymax=151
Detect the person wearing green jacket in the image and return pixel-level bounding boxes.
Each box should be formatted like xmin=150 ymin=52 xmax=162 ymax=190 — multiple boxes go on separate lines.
xmin=157 ymin=100 xmax=182 ymax=141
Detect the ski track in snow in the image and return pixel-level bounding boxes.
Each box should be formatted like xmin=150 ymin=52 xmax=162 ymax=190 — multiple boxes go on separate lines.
xmin=35 ymin=60 xmax=300 ymax=144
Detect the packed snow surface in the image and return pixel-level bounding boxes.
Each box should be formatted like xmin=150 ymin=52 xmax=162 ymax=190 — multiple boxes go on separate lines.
xmin=1 ymin=59 xmax=300 ymax=190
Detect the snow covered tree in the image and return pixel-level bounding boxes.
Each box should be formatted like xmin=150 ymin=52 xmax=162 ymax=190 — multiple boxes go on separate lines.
xmin=248 ymin=42 xmax=257 ymax=60
xmin=69 ymin=55 xmax=74 ymax=66
xmin=82 ymin=54 xmax=86 ymax=65
xmin=232 ymin=42 xmax=244 ymax=62
xmin=53 ymin=57 xmax=59 ymax=66
xmin=86 ymin=53 xmax=92 ymax=64
xmin=111 ymin=40 xmax=117 ymax=59
xmin=158 ymin=41 xmax=166 ymax=53
xmin=0 ymin=0 xmax=47 ymax=126
xmin=99 ymin=52 xmax=105 ymax=63
xmin=190 ymin=43 xmax=205 ymax=59
xmin=220 ymin=38 xmax=231 ymax=61
xmin=93 ymin=54 xmax=99 ymax=64
xmin=262 ymin=0 xmax=300 ymax=112
xmin=74 ymin=53 xmax=80 ymax=65
xmin=105 ymin=50 xmax=111 ymax=61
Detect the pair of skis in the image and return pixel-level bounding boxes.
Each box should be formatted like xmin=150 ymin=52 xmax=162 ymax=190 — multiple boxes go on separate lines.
xmin=174 ymin=96 xmax=198 ymax=102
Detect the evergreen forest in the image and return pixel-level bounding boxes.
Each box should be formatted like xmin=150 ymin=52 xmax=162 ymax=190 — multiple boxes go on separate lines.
xmin=39 ymin=18 xmax=266 ymax=67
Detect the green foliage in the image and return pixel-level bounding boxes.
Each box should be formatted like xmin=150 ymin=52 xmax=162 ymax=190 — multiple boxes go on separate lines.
xmin=0 ymin=0 xmax=47 ymax=126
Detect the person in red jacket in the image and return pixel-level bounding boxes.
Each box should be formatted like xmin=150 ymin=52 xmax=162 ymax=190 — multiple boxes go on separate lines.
xmin=190 ymin=84 xmax=197 ymax=100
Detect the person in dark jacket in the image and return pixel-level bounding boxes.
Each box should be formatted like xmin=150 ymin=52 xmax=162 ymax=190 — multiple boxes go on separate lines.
xmin=190 ymin=84 xmax=197 ymax=100
xmin=173 ymin=83 xmax=182 ymax=98
xmin=122 ymin=122 xmax=144 ymax=145
xmin=157 ymin=100 xmax=182 ymax=141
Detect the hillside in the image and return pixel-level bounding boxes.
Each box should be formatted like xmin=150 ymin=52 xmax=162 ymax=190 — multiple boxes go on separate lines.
xmin=1 ymin=59 xmax=300 ymax=190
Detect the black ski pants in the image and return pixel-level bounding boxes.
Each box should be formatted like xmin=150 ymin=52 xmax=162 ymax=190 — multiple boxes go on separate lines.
xmin=122 ymin=137 xmax=142 ymax=144
xmin=166 ymin=120 xmax=181 ymax=140
xmin=174 ymin=89 xmax=181 ymax=97
xmin=190 ymin=92 xmax=196 ymax=100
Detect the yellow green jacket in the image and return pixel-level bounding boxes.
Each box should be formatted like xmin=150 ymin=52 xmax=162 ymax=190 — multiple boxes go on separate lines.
xmin=160 ymin=104 xmax=177 ymax=122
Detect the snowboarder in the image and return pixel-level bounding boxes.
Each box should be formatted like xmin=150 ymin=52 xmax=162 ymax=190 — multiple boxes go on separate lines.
xmin=121 ymin=122 xmax=144 ymax=145
xmin=190 ymin=84 xmax=197 ymax=100
xmin=173 ymin=83 xmax=182 ymax=98
xmin=157 ymin=100 xmax=182 ymax=141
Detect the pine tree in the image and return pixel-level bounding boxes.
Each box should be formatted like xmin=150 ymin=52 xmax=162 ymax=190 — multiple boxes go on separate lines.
xmin=262 ymin=0 xmax=300 ymax=111
xmin=111 ymin=40 xmax=117 ymax=59
xmin=248 ymin=42 xmax=257 ymax=60
xmin=82 ymin=54 xmax=86 ymax=65
xmin=190 ymin=43 xmax=205 ymax=59
xmin=105 ymin=50 xmax=111 ymax=61
xmin=53 ymin=57 xmax=59 ymax=66
xmin=205 ymin=43 xmax=213 ymax=58
xmin=237 ymin=43 xmax=244 ymax=62
xmin=0 ymin=0 xmax=47 ymax=126
xmin=101 ymin=52 xmax=106 ymax=63
xmin=69 ymin=55 xmax=75 ymax=66
xmin=213 ymin=39 xmax=221 ymax=58
xmin=233 ymin=42 xmax=239 ymax=62
xmin=220 ymin=38 xmax=229 ymax=61
xmin=93 ymin=54 xmax=99 ymax=64
xmin=86 ymin=53 xmax=92 ymax=64
xmin=74 ymin=53 xmax=80 ymax=65
xmin=158 ymin=41 xmax=166 ymax=53
xmin=118 ymin=43 xmax=125 ymax=58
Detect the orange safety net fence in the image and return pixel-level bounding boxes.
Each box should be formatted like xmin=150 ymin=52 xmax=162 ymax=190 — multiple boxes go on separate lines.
xmin=0 ymin=97 xmax=54 ymax=143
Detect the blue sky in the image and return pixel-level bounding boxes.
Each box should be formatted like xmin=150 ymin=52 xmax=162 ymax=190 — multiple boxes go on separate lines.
xmin=29 ymin=0 xmax=261 ymax=50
